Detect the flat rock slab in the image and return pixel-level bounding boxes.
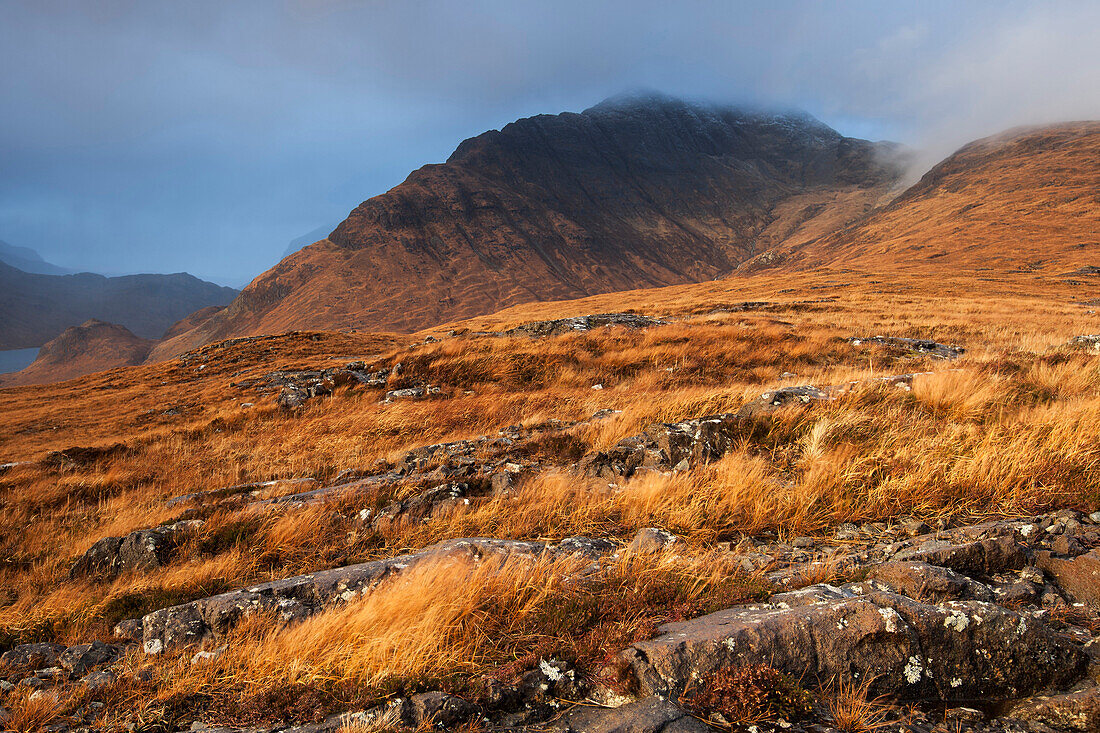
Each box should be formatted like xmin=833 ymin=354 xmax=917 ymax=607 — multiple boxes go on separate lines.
xmin=1008 ymin=686 xmax=1100 ymax=731
xmin=622 ymin=584 xmax=1086 ymax=703
xmin=1036 ymin=549 xmax=1100 ymax=609
xmin=142 ymin=538 xmax=549 ymax=653
xmin=549 ymin=697 xmax=710 ymax=733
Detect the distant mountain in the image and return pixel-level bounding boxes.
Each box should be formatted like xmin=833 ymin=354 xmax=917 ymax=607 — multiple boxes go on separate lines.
xmin=159 ymin=93 xmax=904 ymax=354
xmin=741 ymin=122 xmax=1100 ymax=274
xmin=0 ymin=240 xmax=76 ymax=275
xmin=0 ymin=261 xmax=238 ymax=349
xmin=283 ymin=224 xmax=337 ymax=259
xmin=0 ymin=319 xmax=155 ymax=387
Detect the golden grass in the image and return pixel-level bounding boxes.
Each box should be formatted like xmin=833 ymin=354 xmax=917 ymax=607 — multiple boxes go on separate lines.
xmin=1 ymin=268 xmax=1100 ymax=726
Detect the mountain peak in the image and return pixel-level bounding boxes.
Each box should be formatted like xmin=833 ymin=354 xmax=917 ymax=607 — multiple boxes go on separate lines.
xmin=158 ymin=96 xmax=902 ymax=354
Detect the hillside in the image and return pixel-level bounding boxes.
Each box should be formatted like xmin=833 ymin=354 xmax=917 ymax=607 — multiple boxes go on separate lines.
xmin=743 ymin=122 xmax=1100 ymax=274
xmin=2 ymin=268 xmax=1100 ymax=731
xmin=0 ymin=240 xmax=74 ymax=276
xmin=156 ymin=95 xmax=903 ymax=356
xmin=0 ymin=261 xmax=238 ymax=349
xmin=0 ymin=319 xmax=155 ymax=387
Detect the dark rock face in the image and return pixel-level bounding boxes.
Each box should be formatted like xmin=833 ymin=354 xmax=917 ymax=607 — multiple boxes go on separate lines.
xmin=622 ymin=584 xmax=1086 ymax=703
xmin=169 ymin=94 xmax=903 ymax=349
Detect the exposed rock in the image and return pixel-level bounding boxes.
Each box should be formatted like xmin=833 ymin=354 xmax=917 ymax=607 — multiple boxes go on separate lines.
xmin=69 ymin=520 xmax=203 ymax=579
xmin=0 ymin=643 xmax=65 ymax=670
xmin=243 ymin=362 xmax=388 ymax=409
xmin=58 ymin=641 xmax=118 ymax=676
xmin=503 ymin=313 xmax=664 ymax=338
xmin=1008 ymin=686 xmax=1100 ymax=731
xmin=627 ymin=528 xmax=679 ymax=555
xmin=892 ymin=529 xmax=1026 ymax=575
xmin=142 ymin=538 xmax=574 ymax=652
xmin=79 ymin=669 xmax=118 ymax=691
xmin=1035 ymin=549 xmax=1100 ymax=609
xmin=166 ymin=477 xmax=319 ymax=508
xmin=849 ymin=335 xmax=965 ymax=360
xmin=1069 ymin=335 xmax=1100 ymax=352
xmin=622 ymin=584 xmax=1086 ymax=702
xmin=383 ymin=385 xmax=441 ymax=402
xmin=112 ymin=618 xmax=143 ymax=641
xmin=868 ymin=561 xmax=996 ymax=602
xmin=368 ymin=482 xmax=470 ymax=528
xmin=549 ymin=697 xmax=710 ymax=733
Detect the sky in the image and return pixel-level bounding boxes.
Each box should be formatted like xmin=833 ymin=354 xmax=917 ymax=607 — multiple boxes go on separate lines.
xmin=1 ymin=1 xmax=1098 ymax=286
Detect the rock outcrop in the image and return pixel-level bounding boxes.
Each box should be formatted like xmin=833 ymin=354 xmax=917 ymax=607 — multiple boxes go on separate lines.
xmin=69 ymin=520 xmax=202 ymax=580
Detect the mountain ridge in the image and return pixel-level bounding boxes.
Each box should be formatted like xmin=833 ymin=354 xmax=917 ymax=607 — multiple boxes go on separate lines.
xmin=153 ymin=95 xmax=904 ymax=357
xmin=0 ymin=261 xmax=239 ymax=350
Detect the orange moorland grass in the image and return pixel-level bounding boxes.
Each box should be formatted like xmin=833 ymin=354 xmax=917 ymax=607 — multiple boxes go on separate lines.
xmin=79 ymin=550 xmax=766 ymax=727
xmin=1 ymin=269 xmax=1099 ymax=700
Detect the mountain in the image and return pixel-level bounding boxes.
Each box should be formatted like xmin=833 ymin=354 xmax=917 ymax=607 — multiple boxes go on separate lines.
xmin=157 ymin=94 xmax=904 ymax=354
xmin=0 ymin=240 xmax=75 ymax=275
xmin=0 ymin=319 xmax=155 ymax=387
xmin=741 ymin=122 xmax=1100 ymax=274
xmin=0 ymin=261 xmax=238 ymax=349
xmin=282 ymin=224 xmax=337 ymax=259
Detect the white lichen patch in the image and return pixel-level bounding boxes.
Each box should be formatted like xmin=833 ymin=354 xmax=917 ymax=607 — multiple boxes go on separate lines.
xmin=878 ymin=607 xmax=901 ymax=633
xmin=950 ymin=677 xmax=963 ymax=688
xmin=539 ymin=658 xmax=565 ymax=682
xmin=944 ymin=609 xmax=969 ymax=632
xmin=904 ymin=655 xmax=924 ymax=684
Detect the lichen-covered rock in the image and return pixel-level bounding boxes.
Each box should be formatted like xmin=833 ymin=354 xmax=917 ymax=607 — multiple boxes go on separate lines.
xmin=503 ymin=313 xmax=663 ymax=338
xmin=69 ymin=520 xmax=202 ymax=579
xmin=622 ymin=584 xmax=1086 ymax=702
xmin=849 ymin=335 xmax=965 ymax=360
xmin=548 ymin=697 xmax=710 ymax=733
xmin=142 ymin=538 xmax=549 ymax=652
xmin=628 ymin=528 xmax=679 ymax=555
xmin=892 ymin=529 xmax=1026 ymax=575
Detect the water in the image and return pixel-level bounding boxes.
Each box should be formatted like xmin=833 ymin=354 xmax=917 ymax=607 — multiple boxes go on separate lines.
xmin=0 ymin=348 xmax=39 ymax=374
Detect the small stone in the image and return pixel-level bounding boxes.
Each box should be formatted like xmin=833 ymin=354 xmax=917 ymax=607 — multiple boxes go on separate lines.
xmin=1089 ymin=511 xmax=1100 ymax=524
xmin=1019 ymin=565 xmax=1045 ymax=584
xmin=944 ymin=707 xmax=985 ymax=723
xmin=791 ymin=536 xmax=815 ymax=549
xmin=628 ymin=528 xmax=678 ymax=555
xmin=1052 ymin=534 xmax=1083 ymax=556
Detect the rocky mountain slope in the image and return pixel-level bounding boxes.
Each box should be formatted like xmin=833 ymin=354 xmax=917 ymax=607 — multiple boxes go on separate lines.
xmin=0 ymin=320 xmax=156 ymax=387
xmin=156 ymin=94 xmax=903 ymax=356
xmin=0 ymin=261 xmax=238 ymax=349
xmin=742 ymin=122 xmax=1100 ymax=274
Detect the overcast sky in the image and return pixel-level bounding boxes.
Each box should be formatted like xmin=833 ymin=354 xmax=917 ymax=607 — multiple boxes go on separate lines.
xmin=2 ymin=1 xmax=1098 ymax=286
